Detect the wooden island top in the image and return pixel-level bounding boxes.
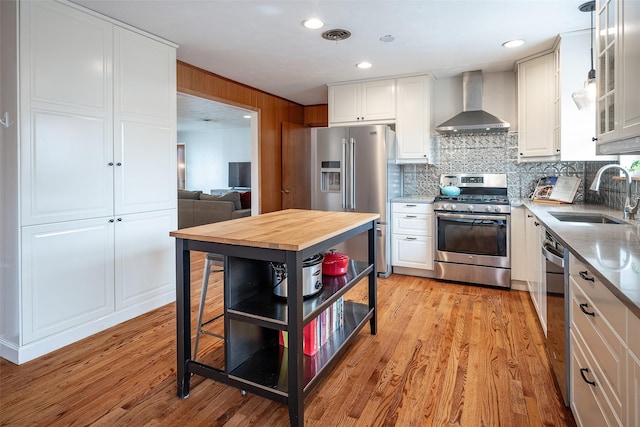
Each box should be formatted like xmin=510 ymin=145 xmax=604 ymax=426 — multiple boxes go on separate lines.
xmin=170 ymin=209 xmax=379 ymax=252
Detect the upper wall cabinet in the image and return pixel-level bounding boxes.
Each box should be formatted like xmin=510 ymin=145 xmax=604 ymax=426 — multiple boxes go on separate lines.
xmin=395 ymin=75 xmax=435 ymax=164
xmin=328 ymin=79 xmax=395 ymax=125
xmin=595 ymin=0 xmax=640 ymax=154
xmin=558 ymin=31 xmax=616 ymax=161
xmin=517 ymin=52 xmax=558 ymax=161
xmin=517 ymin=33 xmax=615 ymax=162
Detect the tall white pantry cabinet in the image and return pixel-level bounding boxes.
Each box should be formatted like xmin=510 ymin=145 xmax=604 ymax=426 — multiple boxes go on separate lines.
xmin=0 ymin=0 xmax=178 ymax=364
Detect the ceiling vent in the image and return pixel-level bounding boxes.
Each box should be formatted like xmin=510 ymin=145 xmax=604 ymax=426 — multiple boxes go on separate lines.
xmin=321 ymin=29 xmax=351 ymax=42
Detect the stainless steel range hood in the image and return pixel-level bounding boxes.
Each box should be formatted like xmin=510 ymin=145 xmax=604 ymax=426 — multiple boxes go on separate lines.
xmin=436 ymin=71 xmax=510 ymax=135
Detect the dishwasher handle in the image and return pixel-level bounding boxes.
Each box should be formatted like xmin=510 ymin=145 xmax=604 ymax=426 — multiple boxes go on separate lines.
xmin=542 ymin=242 xmax=564 ymax=268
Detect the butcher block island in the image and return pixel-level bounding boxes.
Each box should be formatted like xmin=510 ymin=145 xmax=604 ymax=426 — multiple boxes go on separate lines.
xmin=170 ymin=209 xmax=380 ymax=427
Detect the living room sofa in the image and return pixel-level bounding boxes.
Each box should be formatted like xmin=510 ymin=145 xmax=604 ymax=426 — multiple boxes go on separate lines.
xmin=178 ymin=190 xmax=251 ymax=229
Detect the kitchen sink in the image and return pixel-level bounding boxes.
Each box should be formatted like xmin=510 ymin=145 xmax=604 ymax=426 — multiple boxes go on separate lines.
xmin=548 ymin=211 xmax=626 ymax=224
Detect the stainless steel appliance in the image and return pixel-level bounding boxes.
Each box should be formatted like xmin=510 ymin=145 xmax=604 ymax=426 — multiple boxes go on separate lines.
xmin=311 ymin=125 xmax=401 ymax=277
xmin=542 ymin=228 xmax=569 ymax=406
xmin=270 ymin=253 xmax=324 ymax=298
xmin=434 ymin=173 xmax=511 ymax=288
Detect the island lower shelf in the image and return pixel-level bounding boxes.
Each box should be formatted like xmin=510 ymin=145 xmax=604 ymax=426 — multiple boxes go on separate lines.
xmin=228 ymin=301 xmax=372 ymax=395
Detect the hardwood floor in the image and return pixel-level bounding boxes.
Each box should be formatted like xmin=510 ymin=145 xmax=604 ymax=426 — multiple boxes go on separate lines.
xmin=1 ymin=252 xmax=575 ymax=426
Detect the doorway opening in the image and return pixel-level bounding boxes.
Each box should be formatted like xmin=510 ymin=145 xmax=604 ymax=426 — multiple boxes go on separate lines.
xmin=177 ymin=93 xmax=258 ymax=215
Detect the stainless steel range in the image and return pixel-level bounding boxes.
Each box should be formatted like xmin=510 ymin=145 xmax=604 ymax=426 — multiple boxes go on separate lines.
xmin=434 ymin=173 xmax=511 ymax=289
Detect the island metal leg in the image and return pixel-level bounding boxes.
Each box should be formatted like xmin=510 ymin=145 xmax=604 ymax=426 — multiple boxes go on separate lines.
xmin=176 ymin=239 xmax=192 ymax=398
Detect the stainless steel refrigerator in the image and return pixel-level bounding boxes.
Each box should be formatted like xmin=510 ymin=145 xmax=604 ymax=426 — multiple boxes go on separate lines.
xmin=311 ymin=125 xmax=401 ymax=277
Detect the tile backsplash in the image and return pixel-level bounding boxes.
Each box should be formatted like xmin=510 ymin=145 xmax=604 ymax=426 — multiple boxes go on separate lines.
xmin=401 ymin=132 xmax=634 ymax=211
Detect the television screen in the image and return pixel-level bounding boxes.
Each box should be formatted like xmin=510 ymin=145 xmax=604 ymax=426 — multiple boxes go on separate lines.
xmin=228 ymin=162 xmax=251 ymax=188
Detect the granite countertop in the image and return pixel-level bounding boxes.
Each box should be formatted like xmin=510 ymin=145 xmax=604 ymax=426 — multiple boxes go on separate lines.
xmin=392 ymin=195 xmax=436 ymax=203
xmin=520 ymin=200 xmax=640 ymax=318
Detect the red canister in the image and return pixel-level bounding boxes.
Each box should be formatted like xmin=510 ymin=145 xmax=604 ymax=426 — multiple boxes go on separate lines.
xmin=322 ymin=249 xmax=349 ymax=276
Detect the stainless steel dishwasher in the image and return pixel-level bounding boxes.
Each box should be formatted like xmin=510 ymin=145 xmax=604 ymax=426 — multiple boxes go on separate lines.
xmin=542 ymin=228 xmax=569 ymax=406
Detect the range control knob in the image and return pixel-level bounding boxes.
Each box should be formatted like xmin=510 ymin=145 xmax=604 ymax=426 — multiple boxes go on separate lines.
xmin=493 ymin=206 xmax=502 ymax=213
xmin=485 ymin=205 xmax=493 ymax=212
xmin=450 ymin=204 xmax=457 ymax=211
xmin=467 ymin=205 xmax=474 ymax=212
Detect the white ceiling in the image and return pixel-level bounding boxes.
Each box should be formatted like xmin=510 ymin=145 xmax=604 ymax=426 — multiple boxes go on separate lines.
xmin=72 ymin=0 xmax=594 ymax=127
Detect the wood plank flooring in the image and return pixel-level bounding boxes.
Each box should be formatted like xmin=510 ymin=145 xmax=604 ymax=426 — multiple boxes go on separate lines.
xmin=1 ymin=252 xmax=575 ymax=426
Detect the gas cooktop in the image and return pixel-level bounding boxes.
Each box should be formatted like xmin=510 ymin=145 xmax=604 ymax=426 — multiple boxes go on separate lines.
xmin=434 ymin=173 xmax=510 ymax=214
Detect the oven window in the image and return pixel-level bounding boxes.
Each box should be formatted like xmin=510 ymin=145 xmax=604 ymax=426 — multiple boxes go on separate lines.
xmin=437 ymin=217 xmax=508 ymax=257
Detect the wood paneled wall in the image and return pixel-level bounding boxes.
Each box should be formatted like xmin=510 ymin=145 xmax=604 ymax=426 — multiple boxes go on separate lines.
xmin=177 ymin=61 xmax=307 ymax=213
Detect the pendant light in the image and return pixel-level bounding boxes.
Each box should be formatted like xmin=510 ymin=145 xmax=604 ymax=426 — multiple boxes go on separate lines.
xmin=572 ymin=0 xmax=597 ymax=110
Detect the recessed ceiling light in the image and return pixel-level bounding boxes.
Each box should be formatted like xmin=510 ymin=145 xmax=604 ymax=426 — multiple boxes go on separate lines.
xmin=380 ymin=34 xmax=395 ymax=43
xmin=243 ymin=115 xmax=251 ymax=119
xmin=356 ymin=62 xmax=372 ymax=69
xmin=502 ymin=39 xmax=525 ymax=48
xmin=302 ymin=18 xmax=324 ymax=30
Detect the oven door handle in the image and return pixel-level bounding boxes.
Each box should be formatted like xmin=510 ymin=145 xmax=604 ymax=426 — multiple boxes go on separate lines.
xmin=436 ymin=212 xmax=508 ymax=221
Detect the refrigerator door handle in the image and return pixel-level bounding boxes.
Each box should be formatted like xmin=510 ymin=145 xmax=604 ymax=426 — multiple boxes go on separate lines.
xmin=350 ymin=137 xmax=356 ymax=210
xmin=341 ymin=138 xmax=348 ymax=209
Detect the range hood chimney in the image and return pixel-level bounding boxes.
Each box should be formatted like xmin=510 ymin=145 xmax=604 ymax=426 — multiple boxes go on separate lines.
xmin=436 ymin=70 xmax=510 ymax=135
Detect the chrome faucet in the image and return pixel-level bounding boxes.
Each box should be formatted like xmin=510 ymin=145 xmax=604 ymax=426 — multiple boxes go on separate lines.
xmin=589 ymin=164 xmax=640 ymax=220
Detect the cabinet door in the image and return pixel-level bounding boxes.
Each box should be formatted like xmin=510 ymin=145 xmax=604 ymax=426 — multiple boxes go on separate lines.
xmin=21 ymin=218 xmax=115 ymax=343
xmin=391 ymin=234 xmax=433 ymax=270
xmin=328 ymin=83 xmax=361 ymax=123
xmin=525 ymin=211 xmax=545 ymax=332
xmin=114 ymin=209 xmax=176 ymax=309
xmin=361 ymin=79 xmax=396 ymax=121
xmin=630 ymin=351 xmax=640 ymax=427
xmin=618 ymin=0 xmax=640 ymax=141
xmin=518 ymin=53 xmax=558 ymax=159
xmin=510 ymin=206 xmax=527 ymax=282
xmin=396 ymin=75 xmax=431 ymax=163
xmin=596 ymin=0 xmax=618 ymax=142
xmin=20 ymin=0 xmax=114 ymax=225
xmin=113 ymin=27 xmax=177 ymax=215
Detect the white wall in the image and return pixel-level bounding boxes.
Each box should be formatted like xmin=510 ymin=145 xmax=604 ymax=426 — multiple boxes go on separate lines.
xmin=433 ymin=70 xmax=518 ymax=132
xmin=177 ymin=127 xmax=251 ymax=192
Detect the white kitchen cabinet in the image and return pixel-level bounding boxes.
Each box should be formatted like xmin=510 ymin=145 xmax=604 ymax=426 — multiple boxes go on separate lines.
xmin=517 ymin=52 xmax=558 ymax=161
xmin=328 ymin=79 xmax=395 ymax=125
xmin=629 ymin=309 xmax=640 ymax=427
xmin=114 ymin=26 xmax=177 ymax=215
xmin=391 ymin=202 xmax=433 ymax=271
xmin=510 ymin=206 xmax=528 ymax=283
xmin=395 ymin=75 xmax=434 ymax=164
xmin=517 ymin=34 xmax=612 ymax=162
xmin=21 ymin=219 xmax=116 ymax=343
xmin=569 ymin=253 xmax=627 ymax=426
xmin=1 ymin=0 xmax=177 ymax=364
xmin=19 ymin=0 xmax=114 ymax=225
xmin=557 ymin=32 xmax=616 ymax=161
xmin=595 ymin=0 xmax=640 ymax=154
xmin=525 ymin=209 xmax=546 ymax=333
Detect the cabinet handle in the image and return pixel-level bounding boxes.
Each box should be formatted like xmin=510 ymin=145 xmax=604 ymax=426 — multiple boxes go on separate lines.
xmin=579 ymin=270 xmax=595 ymax=282
xmin=405 ymin=204 xmax=417 ymax=207
xmin=108 ymin=162 xmax=114 ymax=166
xmin=579 ymin=303 xmax=596 ymax=317
xmin=534 ymin=221 xmax=540 ymax=226
xmin=592 ymin=137 xmax=598 ymax=142
xmin=116 ymin=162 xmax=122 ymax=166
xmin=117 ymin=218 xmax=122 ymax=222
xmin=109 ymin=219 xmax=115 ymax=223
xmin=527 ymin=214 xmax=533 ymax=218
xmin=405 ymin=237 xmax=417 ymax=240
xmin=405 ymin=215 xmax=417 ymax=218
xmin=579 ymin=367 xmax=596 ymax=386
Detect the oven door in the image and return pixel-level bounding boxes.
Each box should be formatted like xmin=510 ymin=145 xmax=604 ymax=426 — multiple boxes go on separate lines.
xmin=435 ymin=212 xmax=510 ymax=268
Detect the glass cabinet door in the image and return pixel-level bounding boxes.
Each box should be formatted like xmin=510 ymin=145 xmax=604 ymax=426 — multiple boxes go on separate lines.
xmin=597 ymin=0 xmax=617 ymax=138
